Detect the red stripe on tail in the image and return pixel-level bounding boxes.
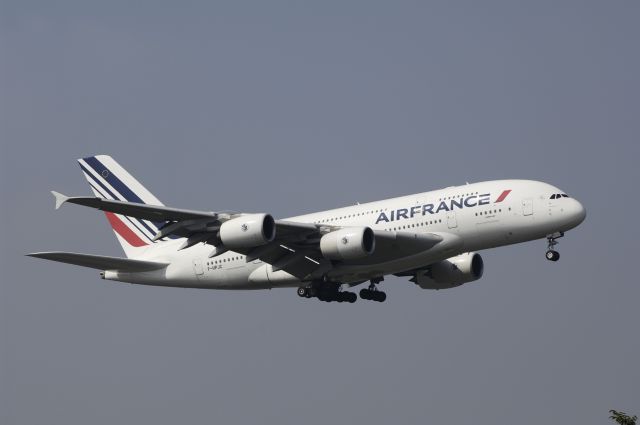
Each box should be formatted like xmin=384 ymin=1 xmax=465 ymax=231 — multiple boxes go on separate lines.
xmin=495 ymin=190 xmax=512 ymax=203
xmin=104 ymin=212 xmax=148 ymax=247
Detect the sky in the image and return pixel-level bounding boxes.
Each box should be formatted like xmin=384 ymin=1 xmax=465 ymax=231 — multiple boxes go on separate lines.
xmin=1 ymin=1 xmax=639 ymax=424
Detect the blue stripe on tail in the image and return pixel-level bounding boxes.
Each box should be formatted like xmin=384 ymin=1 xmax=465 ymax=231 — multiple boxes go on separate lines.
xmin=81 ymin=162 xmax=155 ymax=237
xmin=82 ymin=156 xmax=177 ymax=240
xmin=82 ymin=157 xmax=163 ymax=235
xmin=79 ymin=163 xmax=119 ymax=200
xmin=83 ymin=157 xmax=147 ymax=205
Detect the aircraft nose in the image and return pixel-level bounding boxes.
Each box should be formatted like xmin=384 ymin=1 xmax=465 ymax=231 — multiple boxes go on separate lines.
xmin=569 ymin=198 xmax=587 ymax=226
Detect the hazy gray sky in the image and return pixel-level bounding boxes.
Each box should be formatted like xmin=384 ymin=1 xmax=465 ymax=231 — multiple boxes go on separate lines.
xmin=1 ymin=1 xmax=639 ymax=424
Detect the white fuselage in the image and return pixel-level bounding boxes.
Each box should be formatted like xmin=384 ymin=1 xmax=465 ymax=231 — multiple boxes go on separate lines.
xmin=105 ymin=180 xmax=586 ymax=290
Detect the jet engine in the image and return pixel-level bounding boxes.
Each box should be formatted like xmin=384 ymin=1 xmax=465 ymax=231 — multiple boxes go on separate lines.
xmin=219 ymin=213 xmax=276 ymax=249
xmin=414 ymin=252 xmax=484 ymax=289
xmin=320 ymin=227 xmax=375 ymax=260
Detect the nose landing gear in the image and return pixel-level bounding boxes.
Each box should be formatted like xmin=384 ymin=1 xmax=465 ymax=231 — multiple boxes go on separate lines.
xmin=545 ymin=232 xmax=564 ymax=262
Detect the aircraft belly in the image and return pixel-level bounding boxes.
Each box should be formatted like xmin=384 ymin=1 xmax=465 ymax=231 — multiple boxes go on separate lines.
xmin=248 ymin=264 xmax=302 ymax=289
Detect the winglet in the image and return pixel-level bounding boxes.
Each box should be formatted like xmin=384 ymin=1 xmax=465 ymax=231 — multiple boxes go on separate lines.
xmin=51 ymin=191 xmax=69 ymax=210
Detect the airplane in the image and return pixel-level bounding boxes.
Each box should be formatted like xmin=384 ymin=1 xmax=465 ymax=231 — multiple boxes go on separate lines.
xmin=28 ymin=155 xmax=586 ymax=303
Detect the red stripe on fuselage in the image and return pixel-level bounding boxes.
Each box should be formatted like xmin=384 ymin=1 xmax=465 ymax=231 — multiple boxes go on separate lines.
xmin=104 ymin=212 xmax=148 ymax=247
xmin=495 ymin=190 xmax=512 ymax=203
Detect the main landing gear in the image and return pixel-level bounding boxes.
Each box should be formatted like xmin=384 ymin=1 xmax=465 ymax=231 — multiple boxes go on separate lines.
xmin=545 ymin=232 xmax=564 ymax=262
xmin=359 ymin=278 xmax=386 ymax=303
xmin=297 ymin=277 xmax=388 ymax=303
xmin=297 ymin=282 xmax=357 ymax=303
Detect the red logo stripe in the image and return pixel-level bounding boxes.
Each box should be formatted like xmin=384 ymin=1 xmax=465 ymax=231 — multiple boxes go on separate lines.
xmin=495 ymin=190 xmax=512 ymax=203
xmin=104 ymin=212 xmax=148 ymax=247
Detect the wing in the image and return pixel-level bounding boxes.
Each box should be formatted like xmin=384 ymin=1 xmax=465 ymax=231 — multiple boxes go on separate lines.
xmin=51 ymin=192 xmax=447 ymax=281
xmin=51 ymin=192 xmax=328 ymax=279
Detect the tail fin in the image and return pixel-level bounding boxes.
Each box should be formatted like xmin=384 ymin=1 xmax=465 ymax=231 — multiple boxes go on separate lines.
xmin=77 ymin=155 xmax=167 ymax=258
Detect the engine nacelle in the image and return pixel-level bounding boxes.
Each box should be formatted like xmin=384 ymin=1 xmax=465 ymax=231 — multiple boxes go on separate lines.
xmin=415 ymin=252 xmax=484 ymax=290
xmin=219 ymin=213 xmax=275 ymax=249
xmin=320 ymin=227 xmax=375 ymax=260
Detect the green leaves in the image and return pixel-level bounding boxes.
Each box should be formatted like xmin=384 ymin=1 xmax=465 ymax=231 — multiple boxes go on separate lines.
xmin=609 ymin=410 xmax=637 ymax=425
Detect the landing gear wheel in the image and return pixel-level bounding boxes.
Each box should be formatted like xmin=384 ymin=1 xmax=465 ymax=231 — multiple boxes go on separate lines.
xmin=359 ymin=288 xmax=386 ymax=302
xmin=306 ymin=281 xmax=358 ymax=304
xmin=375 ymin=291 xmax=387 ymax=302
xmin=333 ymin=291 xmax=356 ymax=303
xmin=359 ymin=278 xmax=387 ymax=302
xmin=546 ymin=250 xmax=560 ymax=262
xmin=318 ymin=292 xmax=331 ymax=302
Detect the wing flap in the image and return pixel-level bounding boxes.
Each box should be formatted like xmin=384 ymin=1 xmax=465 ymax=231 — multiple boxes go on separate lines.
xmin=27 ymin=252 xmax=169 ymax=272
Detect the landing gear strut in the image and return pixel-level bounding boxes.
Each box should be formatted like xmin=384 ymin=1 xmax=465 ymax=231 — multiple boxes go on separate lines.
xmin=359 ymin=278 xmax=386 ymax=302
xmin=545 ymin=232 xmax=563 ymax=262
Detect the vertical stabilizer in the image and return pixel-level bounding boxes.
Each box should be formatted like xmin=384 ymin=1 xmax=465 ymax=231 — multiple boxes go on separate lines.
xmin=77 ymin=155 xmax=166 ymax=258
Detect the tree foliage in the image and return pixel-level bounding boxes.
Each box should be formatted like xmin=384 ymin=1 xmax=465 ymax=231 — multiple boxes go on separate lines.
xmin=610 ymin=410 xmax=637 ymax=425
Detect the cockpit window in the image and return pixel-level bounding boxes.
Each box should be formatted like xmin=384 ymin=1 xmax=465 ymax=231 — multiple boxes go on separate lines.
xmin=561 ymin=194 xmax=569 ymax=198
xmin=550 ymin=193 xmax=570 ymax=199
xmin=550 ymin=194 xmax=557 ymax=199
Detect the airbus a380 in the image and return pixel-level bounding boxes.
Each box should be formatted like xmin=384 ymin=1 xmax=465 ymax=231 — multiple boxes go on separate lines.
xmin=28 ymin=155 xmax=586 ymax=303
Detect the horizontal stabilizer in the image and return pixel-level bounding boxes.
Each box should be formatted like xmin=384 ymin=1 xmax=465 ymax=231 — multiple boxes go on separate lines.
xmin=48 ymin=194 xmax=217 ymax=222
xmin=27 ymin=252 xmax=169 ymax=272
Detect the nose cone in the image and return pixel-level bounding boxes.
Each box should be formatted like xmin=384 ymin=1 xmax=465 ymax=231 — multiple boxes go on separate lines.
xmin=568 ymin=198 xmax=587 ymax=227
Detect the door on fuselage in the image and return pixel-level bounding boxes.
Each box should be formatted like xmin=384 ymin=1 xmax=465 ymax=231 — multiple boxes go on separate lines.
xmin=522 ymin=199 xmax=533 ymax=216
xmin=193 ymin=258 xmax=204 ymax=279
